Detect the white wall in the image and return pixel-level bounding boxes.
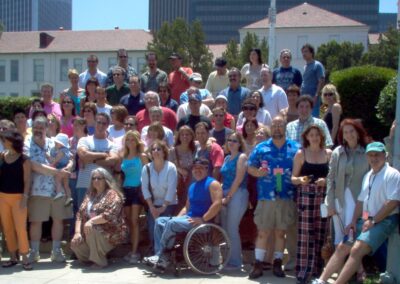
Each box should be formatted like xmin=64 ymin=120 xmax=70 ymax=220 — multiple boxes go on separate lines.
xmin=0 ymin=50 xmax=147 ymax=98
xmin=239 ymin=26 xmax=369 ymax=70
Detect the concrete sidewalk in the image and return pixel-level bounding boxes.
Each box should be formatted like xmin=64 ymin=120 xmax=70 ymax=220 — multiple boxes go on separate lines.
xmin=0 ymin=253 xmax=299 ymax=284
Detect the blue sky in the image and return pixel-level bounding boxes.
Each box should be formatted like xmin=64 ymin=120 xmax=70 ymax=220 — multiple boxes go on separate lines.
xmin=72 ymin=0 xmax=397 ymax=30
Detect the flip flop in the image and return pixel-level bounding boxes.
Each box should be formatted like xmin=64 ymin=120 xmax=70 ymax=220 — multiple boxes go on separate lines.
xmin=22 ymin=262 xmax=33 ymax=271
xmin=2 ymin=260 xmax=18 ymax=268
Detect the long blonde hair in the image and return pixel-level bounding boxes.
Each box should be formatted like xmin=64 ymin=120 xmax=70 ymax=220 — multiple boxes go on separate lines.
xmin=123 ymin=130 xmax=145 ymax=158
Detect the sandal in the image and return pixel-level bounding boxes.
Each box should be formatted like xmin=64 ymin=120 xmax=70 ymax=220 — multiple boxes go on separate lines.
xmin=2 ymin=260 xmax=18 ymax=268
xmin=22 ymin=262 xmax=33 ymax=271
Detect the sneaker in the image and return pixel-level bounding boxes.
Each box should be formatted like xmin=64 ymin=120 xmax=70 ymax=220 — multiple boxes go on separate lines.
xmin=51 ymin=248 xmax=66 ymax=263
xmin=64 ymin=197 xmax=73 ymax=207
xmin=143 ymin=255 xmax=159 ymax=266
xmin=54 ymin=192 xmax=64 ymax=200
xmin=28 ymin=249 xmax=40 ymax=263
xmin=124 ymin=252 xmax=141 ymax=264
xmin=272 ymin=258 xmax=285 ymax=278
xmin=156 ymin=254 xmax=170 ymax=270
xmin=311 ymin=279 xmax=327 ymax=284
xmin=248 ymin=260 xmax=263 ymax=279
xmin=284 ymin=258 xmax=296 ymax=271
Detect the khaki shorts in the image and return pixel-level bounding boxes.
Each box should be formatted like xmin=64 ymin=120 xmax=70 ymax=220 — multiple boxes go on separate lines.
xmin=28 ymin=196 xmax=73 ymax=222
xmin=254 ymin=199 xmax=297 ymax=231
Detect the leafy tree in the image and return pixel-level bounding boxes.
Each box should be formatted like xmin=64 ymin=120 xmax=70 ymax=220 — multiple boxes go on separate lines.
xmin=362 ymin=27 xmax=400 ymax=70
xmin=147 ymin=18 xmax=213 ymax=79
xmin=222 ymin=39 xmax=241 ymax=68
xmin=376 ymin=76 xmax=397 ymax=127
xmin=240 ymin=32 xmax=260 ymax=65
xmin=259 ymin=37 xmax=269 ymax=65
xmin=316 ymin=40 xmax=364 ymax=79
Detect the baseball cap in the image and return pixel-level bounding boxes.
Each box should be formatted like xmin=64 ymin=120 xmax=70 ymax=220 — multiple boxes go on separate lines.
xmin=215 ymin=57 xmax=227 ymax=67
xmin=193 ymin=158 xmax=209 ymax=167
xmin=366 ymin=142 xmax=386 ymax=153
xmin=168 ymin=52 xmax=182 ymax=60
xmin=215 ymin=94 xmax=228 ymax=102
xmin=189 ymin=73 xmax=203 ymax=82
xmin=188 ymin=92 xmax=202 ymax=102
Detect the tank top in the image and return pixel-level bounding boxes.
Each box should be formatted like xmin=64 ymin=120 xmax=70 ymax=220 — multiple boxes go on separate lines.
xmin=0 ymin=154 xmax=25 ymax=194
xmin=187 ymin=176 xmax=215 ymax=218
xmin=323 ymin=112 xmax=333 ymax=132
xmin=220 ymin=154 xmax=247 ymax=191
xmin=121 ymin=156 xmax=142 ymax=187
xmin=299 ymin=151 xmax=329 ymax=182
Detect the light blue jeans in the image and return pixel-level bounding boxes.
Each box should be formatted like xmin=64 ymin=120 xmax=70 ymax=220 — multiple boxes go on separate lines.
xmin=154 ymin=215 xmax=193 ymax=255
xmin=220 ymin=187 xmax=249 ymax=267
xmin=147 ymin=205 xmax=177 ymax=252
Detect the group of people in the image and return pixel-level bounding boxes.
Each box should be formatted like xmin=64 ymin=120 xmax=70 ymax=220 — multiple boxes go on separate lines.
xmin=0 ymin=43 xmax=398 ymax=284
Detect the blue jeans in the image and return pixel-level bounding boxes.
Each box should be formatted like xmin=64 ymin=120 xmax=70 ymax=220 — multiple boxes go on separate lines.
xmin=220 ymin=187 xmax=248 ymax=267
xmin=147 ymin=205 xmax=176 ymax=251
xmin=154 ymin=215 xmax=193 ymax=255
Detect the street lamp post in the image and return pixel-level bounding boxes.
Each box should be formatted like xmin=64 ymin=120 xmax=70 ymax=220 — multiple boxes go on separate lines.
xmin=268 ymin=0 xmax=276 ymax=68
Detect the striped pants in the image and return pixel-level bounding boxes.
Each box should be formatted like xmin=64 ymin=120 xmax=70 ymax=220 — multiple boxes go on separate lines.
xmin=296 ymin=184 xmax=328 ymax=281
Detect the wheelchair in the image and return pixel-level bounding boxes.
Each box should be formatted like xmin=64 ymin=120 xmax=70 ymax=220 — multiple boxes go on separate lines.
xmin=160 ymin=223 xmax=231 ymax=276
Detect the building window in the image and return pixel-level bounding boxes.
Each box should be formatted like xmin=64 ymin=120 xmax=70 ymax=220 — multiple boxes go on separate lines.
xmin=108 ymin=58 xmax=117 ymax=69
xmin=10 ymin=92 xmax=19 ymax=97
xmin=33 ymin=59 xmax=44 ymax=82
xmin=0 ymin=60 xmax=5 ymax=82
xmin=73 ymin=58 xmax=83 ymax=73
xmin=10 ymin=60 xmax=19 ymax=82
xmin=60 ymin=59 xmax=69 ymax=81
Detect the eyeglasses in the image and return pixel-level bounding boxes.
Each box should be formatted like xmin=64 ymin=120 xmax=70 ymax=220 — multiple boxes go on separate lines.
xmin=323 ymin=92 xmax=334 ymax=97
xmin=96 ymin=120 xmax=108 ymax=126
xmin=83 ymin=109 xmax=93 ymax=113
xmin=151 ymin=147 xmax=162 ymax=152
xmin=213 ymin=114 xmax=224 ymax=117
xmin=119 ymin=55 xmax=127 ymax=58
xmin=0 ymin=127 xmax=8 ymax=131
xmin=227 ymin=139 xmax=238 ymax=143
xmin=113 ymin=73 xmax=122 ymax=77
xmin=124 ymin=123 xmax=136 ymax=127
xmin=242 ymin=106 xmax=256 ymax=111
xmin=92 ymin=176 xmax=104 ymax=181
xmin=87 ymin=60 xmax=97 ymax=63
xmin=63 ymin=101 xmax=73 ymax=104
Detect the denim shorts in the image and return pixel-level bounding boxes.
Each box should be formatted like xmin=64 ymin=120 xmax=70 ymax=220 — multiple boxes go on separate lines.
xmin=123 ymin=186 xmax=143 ymax=206
xmin=356 ymin=214 xmax=399 ymax=254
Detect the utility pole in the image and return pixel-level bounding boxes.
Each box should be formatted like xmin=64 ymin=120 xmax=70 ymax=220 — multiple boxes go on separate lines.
xmin=268 ymin=0 xmax=276 ymax=68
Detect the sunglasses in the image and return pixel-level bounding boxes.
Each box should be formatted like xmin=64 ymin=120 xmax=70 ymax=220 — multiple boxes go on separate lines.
xmin=151 ymin=147 xmax=162 ymax=152
xmin=213 ymin=114 xmax=224 ymax=117
xmin=119 ymin=55 xmax=127 ymax=58
xmin=242 ymin=106 xmax=256 ymax=111
xmin=87 ymin=60 xmax=97 ymax=63
xmin=113 ymin=73 xmax=122 ymax=77
xmin=96 ymin=121 xmax=108 ymax=126
xmin=92 ymin=176 xmax=104 ymax=181
xmin=323 ymin=92 xmax=334 ymax=97
xmin=63 ymin=101 xmax=73 ymax=104
xmin=227 ymin=139 xmax=238 ymax=143
xmin=124 ymin=123 xmax=136 ymax=127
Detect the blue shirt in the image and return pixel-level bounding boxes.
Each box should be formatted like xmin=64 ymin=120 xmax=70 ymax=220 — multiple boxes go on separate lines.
xmin=248 ymin=139 xmax=300 ymax=200
xmin=119 ymin=92 xmax=145 ymax=115
xmin=220 ymin=86 xmax=250 ymax=116
xmin=220 ymin=154 xmax=247 ymax=192
xmin=187 ymin=176 xmax=215 ymax=218
xmin=272 ymin=66 xmax=303 ymax=90
xmin=180 ymin=88 xmax=212 ymax=104
xmin=301 ymin=60 xmax=325 ymax=97
xmin=121 ymin=156 xmax=142 ymax=187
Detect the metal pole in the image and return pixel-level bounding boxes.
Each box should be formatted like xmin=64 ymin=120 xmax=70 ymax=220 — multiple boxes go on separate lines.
xmin=394 ymin=1 xmax=400 ymax=170
xmin=268 ymin=0 xmax=276 ymax=68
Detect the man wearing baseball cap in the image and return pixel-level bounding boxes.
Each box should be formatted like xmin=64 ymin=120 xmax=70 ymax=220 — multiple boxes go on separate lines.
xmin=168 ymin=52 xmax=193 ymax=102
xmin=312 ymin=142 xmax=400 ymax=284
xmin=179 ymin=72 xmax=214 ymax=107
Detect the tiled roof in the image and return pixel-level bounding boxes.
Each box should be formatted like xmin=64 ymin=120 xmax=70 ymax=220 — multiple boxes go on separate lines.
xmin=242 ymin=2 xmax=366 ymax=29
xmin=0 ymin=29 xmax=153 ymax=54
xmin=208 ymin=44 xmax=228 ymax=59
xmin=368 ymin=33 xmax=385 ymax=45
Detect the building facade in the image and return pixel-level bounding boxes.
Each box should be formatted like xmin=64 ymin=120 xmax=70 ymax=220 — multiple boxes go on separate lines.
xmin=0 ymin=29 xmax=151 ymax=97
xmin=0 ymin=0 xmax=72 ymax=32
xmin=149 ymin=0 xmax=394 ymax=44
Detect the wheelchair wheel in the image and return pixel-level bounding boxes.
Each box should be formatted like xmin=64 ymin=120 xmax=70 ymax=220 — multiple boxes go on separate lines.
xmin=183 ymin=223 xmax=230 ymax=274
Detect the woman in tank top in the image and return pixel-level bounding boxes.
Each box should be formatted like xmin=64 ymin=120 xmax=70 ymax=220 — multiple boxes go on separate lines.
xmin=117 ymin=130 xmax=148 ymax=264
xmin=291 ymin=125 xmax=332 ymax=284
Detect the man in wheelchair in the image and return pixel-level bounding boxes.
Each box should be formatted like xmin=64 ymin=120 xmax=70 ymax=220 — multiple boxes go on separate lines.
xmin=144 ymin=157 xmax=223 ymax=270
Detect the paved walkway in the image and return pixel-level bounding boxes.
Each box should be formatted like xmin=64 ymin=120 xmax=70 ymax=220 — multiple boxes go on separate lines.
xmin=0 ymin=253 xmax=299 ymax=284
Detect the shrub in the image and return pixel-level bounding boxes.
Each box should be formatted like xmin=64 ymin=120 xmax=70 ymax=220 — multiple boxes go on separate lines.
xmin=330 ymin=65 xmax=396 ymax=140
xmin=0 ymin=96 xmax=33 ymax=120
xmin=376 ymin=76 xmax=397 ymax=127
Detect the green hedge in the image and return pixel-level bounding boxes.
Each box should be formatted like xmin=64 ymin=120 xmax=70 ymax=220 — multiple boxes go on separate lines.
xmin=376 ymin=76 xmax=397 ymax=127
xmin=330 ymin=65 xmax=396 ymax=140
xmin=0 ymin=96 xmax=33 ymax=120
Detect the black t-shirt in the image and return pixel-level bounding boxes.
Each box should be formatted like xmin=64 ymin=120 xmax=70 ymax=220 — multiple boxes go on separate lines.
xmin=0 ymin=154 xmax=26 ymax=194
xmin=177 ymin=114 xmax=212 ymax=132
xmin=210 ymin=127 xmax=233 ymax=147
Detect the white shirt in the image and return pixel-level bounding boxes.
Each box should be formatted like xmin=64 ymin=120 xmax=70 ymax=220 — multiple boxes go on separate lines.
xmin=176 ymin=103 xmax=211 ymax=121
xmin=141 ymin=161 xmax=178 ymax=206
xmin=358 ymin=163 xmax=400 ymax=217
xmin=79 ymin=69 xmax=107 ymax=88
xmin=141 ymin=125 xmax=174 ymax=148
xmin=259 ymin=84 xmax=288 ymax=119
xmin=96 ymin=104 xmax=112 ymax=117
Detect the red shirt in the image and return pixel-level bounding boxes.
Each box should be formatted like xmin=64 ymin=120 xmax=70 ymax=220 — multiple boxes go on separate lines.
xmin=168 ymin=67 xmax=193 ymax=101
xmin=136 ymin=106 xmax=177 ymax=133
xmin=211 ymin=112 xmax=235 ymax=129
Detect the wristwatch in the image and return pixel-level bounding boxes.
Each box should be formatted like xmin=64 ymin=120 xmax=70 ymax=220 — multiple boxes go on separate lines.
xmin=368 ymin=216 xmax=376 ymax=225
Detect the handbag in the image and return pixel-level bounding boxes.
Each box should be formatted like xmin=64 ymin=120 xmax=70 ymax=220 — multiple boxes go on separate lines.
xmin=139 ymin=164 xmax=153 ymax=209
xmin=321 ymin=217 xmax=335 ymax=263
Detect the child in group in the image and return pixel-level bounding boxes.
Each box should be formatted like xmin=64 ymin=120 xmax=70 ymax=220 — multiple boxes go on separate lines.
xmin=50 ymin=133 xmax=73 ymax=206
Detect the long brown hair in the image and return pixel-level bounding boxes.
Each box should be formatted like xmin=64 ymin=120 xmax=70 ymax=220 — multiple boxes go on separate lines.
xmin=301 ymin=124 xmax=326 ymax=149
